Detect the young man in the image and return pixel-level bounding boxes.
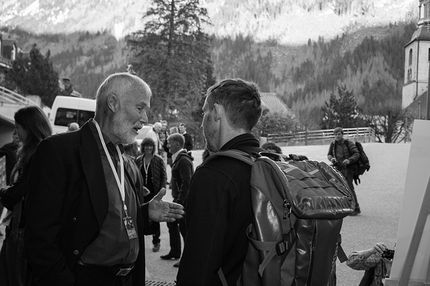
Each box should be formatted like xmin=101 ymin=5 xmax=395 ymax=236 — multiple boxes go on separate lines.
xmin=24 ymin=73 xmax=184 ymax=286
xmin=327 ymin=126 xmax=361 ymax=215
xmin=176 ymin=79 xmax=263 ymax=285
xmin=161 ymin=133 xmax=194 ymax=268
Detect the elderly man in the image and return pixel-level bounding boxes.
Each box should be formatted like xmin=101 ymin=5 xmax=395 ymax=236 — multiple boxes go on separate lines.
xmin=176 ymin=78 xmax=263 ymax=286
xmin=24 ymin=73 xmax=184 ymax=286
xmin=146 ymin=122 xmax=162 ymax=155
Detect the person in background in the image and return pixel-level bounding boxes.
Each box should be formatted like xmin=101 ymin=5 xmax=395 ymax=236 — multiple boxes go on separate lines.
xmin=135 ymin=138 xmax=167 ymax=253
xmin=261 ymin=141 xmax=283 ymax=154
xmin=178 ymin=123 xmax=193 ymax=152
xmin=164 ymin=126 xmax=179 ymax=167
xmin=327 ymin=127 xmax=361 ymax=215
xmin=0 ymin=106 xmax=52 ymax=286
xmin=23 ymin=73 xmax=184 ymax=286
xmin=176 ymin=78 xmax=263 ymax=285
xmin=124 ymin=141 xmax=140 ymax=160
xmin=159 ymin=120 xmax=169 ymax=164
xmin=123 ymin=141 xmax=148 ymax=201
xmin=0 ymin=130 xmax=21 ymax=234
xmin=126 ymin=64 xmax=137 ymax=75
xmin=146 ymin=122 xmax=162 ymax=155
xmin=67 ymin=122 xmax=80 ymax=132
xmin=346 ymin=242 xmax=393 ymax=285
xmin=161 ymin=133 xmax=194 ymax=268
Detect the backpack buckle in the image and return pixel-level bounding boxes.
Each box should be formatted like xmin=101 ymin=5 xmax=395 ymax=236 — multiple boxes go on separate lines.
xmin=276 ymin=240 xmax=288 ymax=255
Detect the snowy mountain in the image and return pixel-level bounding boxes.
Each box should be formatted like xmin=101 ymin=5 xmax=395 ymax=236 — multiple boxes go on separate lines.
xmin=0 ymin=0 xmax=419 ymax=45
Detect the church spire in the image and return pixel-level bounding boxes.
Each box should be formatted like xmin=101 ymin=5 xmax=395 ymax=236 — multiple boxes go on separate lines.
xmin=419 ymin=0 xmax=430 ymax=26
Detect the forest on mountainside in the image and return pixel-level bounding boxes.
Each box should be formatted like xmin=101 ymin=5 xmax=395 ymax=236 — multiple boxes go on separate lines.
xmin=211 ymin=21 xmax=417 ymax=128
xmin=2 ymin=20 xmax=417 ymax=129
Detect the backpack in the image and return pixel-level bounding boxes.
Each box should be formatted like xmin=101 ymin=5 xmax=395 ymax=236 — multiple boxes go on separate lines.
xmin=213 ymin=150 xmax=356 ymax=286
xmin=354 ymin=141 xmax=370 ymax=176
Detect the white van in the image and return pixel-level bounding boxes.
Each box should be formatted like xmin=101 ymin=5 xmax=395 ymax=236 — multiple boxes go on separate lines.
xmin=49 ymin=96 xmax=96 ymax=134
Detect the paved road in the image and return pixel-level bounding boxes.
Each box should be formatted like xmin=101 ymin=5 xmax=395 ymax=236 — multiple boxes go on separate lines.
xmin=146 ymin=143 xmax=410 ymax=285
xmin=0 ymin=143 xmax=410 ymax=285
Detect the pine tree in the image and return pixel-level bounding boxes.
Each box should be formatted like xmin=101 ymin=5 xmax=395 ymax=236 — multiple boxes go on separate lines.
xmin=126 ymin=0 xmax=213 ymax=123
xmin=6 ymin=44 xmax=59 ymax=107
xmin=321 ymin=85 xmax=365 ymax=129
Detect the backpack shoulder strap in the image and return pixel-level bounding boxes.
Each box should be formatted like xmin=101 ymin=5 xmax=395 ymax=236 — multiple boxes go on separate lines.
xmin=343 ymin=139 xmax=351 ymax=152
xmin=329 ymin=141 xmax=335 ymax=155
xmin=205 ymin=149 xmax=254 ymax=166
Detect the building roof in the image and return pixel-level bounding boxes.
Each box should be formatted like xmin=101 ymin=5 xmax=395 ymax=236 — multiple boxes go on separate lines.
xmin=1 ymin=38 xmax=16 ymax=47
xmin=260 ymin=92 xmax=295 ymax=118
xmin=406 ymin=25 xmax=430 ymax=46
xmin=0 ymin=57 xmax=11 ymax=69
xmin=405 ymin=90 xmax=429 ymax=119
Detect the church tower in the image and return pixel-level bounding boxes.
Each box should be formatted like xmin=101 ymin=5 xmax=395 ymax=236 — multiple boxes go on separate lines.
xmin=402 ymin=0 xmax=430 ymax=111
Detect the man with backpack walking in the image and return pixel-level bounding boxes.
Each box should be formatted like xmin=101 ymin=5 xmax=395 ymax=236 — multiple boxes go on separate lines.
xmin=327 ymin=127 xmax=361 ymax=215
xmin=176 ymin=78 xmax=263 ymax=286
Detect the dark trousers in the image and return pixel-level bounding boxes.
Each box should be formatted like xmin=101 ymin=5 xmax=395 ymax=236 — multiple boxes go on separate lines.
xmin=74 ymin=264 xmax=133 ymax=286
xmin=166 ymin=217 xmax=187 ymax=256
xmin=151 ymin=222 xmax=161 ymax=245
xmin=0 ymin=227 xmax=27 ymax=286
xmin=344 ymin=169 xmax=360 ymax=210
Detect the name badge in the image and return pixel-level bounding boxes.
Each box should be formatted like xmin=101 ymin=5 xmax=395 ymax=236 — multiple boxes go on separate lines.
xmin=123 ymin=216 xmax=138 ymax=239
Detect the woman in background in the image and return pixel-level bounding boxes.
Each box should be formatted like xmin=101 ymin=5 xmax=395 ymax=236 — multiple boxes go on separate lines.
xmin=0 ymin=105 xmax=52 ymax=286
xmin=135 ymin=137 xmax=167 ymax=253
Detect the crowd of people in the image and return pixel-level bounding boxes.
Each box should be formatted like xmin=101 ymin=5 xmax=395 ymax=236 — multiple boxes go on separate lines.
xmin=0 ymin=72 xmax=392 ymax=286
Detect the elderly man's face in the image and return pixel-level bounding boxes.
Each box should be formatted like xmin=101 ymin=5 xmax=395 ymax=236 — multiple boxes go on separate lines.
xmin=111 ymin=85 xmax=150 ymax=145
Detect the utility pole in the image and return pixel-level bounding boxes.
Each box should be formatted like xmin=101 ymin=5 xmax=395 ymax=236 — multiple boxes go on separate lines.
xmin=427 ymin=61 xmax=430 ymax=119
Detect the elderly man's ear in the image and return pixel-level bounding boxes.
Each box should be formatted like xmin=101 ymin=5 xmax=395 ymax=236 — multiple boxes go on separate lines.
xmin=107 ymin=93 xmax=119 ymax=112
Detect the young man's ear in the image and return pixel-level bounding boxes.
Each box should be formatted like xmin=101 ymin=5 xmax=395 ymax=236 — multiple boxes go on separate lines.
xmin=213 ymin=103 xmax=224 ymax=122
xmin=106 ymin=93 xmax=119 ymax=112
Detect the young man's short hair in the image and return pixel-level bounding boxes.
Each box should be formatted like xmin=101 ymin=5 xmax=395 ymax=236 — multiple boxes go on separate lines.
xmin=205 ymin=79 xmax=262 ymax=132
xmin=168 ymin=133 xmax=185 ymax=148
xmin=334 ymin=127 xmax=343 ymax=134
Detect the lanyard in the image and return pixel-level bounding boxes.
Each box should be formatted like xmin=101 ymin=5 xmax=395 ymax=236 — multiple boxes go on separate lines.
xmin=93 ymin=121 xmax=126 ymax=207
xmin=143 ymin=157 xmax=151 ymax=185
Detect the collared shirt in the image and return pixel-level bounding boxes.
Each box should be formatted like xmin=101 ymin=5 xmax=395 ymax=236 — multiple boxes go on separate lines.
xmin=80 ymin=120 xmax=139 ymax=266
xmin=172 ymin=148 xmax=186 ymax=163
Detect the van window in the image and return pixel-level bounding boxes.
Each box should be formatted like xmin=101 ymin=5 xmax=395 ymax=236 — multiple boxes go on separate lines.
xmin=54 ymin=108 xmax=95 ymax=127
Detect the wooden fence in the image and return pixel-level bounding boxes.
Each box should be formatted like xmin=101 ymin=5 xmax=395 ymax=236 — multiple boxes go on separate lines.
xmin=266 ymin=127 xmax=375 ymax=146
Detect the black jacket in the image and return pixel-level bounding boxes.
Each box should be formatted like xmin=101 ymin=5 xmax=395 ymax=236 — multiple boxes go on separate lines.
xmin=176 ymin=133 xmax=262 ymax=286
xmin=24 ymin=120 xmax=150 ymax=286
xmin=171 ymin=150 xmax=194 ymax=205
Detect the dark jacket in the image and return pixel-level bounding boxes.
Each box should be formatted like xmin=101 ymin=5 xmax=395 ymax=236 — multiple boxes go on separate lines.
xmin=24 ymin=120 xmax=150 ymax=286
xmin=328 ymin=139 xmax=360 ymax=171
xmin=0 ymin=155 xmax=32 ymax=230
xmin=183 ymin=133 xmax=193 ymax=151
xmin=171 ymin=150 xmax=194 ymax=205
xmin=176 ymin=133 xmax=262 ymax=286
xmin=135 ymin=153 xmax=167 ymax=198
xmin=0 ymin=141 xmax=19 ymax=185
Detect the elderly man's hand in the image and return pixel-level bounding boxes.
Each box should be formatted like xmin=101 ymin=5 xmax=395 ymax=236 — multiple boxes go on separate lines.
xmin=148 ymin=188 xmax=185 ymax=222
